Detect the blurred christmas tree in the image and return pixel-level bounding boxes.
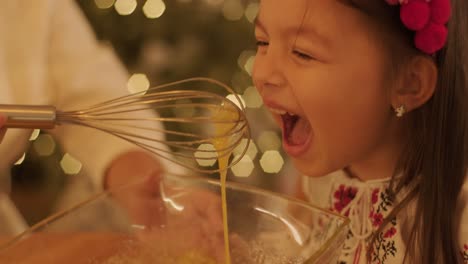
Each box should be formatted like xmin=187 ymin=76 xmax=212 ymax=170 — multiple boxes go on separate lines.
xmin=77 ymin=0 xmax=256 ymax=89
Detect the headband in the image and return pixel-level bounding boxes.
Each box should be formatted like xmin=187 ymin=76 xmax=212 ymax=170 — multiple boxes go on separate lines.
xmin=385 ymin=0 xmax=451 ymax=54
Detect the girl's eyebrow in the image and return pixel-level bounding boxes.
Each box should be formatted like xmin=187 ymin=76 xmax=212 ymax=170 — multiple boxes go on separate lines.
xmin=254 ymin=16 xmax=331 ymax=48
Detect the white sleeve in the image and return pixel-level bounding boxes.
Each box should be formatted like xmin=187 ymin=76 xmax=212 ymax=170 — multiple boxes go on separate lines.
xmin=46 ymin=0 xmax=161 ymax=190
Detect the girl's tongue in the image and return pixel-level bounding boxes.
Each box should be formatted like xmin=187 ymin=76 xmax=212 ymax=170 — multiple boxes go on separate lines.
xmin=282 ymin=114 xmax=311 ymax=146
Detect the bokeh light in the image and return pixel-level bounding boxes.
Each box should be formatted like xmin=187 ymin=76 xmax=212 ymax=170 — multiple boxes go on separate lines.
xmin=127 ymin=73 xmax=150 ymax=94
xmin=244 ymin=55 xmax=255 ymax=75
xmin=243 ymin=86 xmax=262 ymax=108
xmin=143 ymin=0 xmax=166 ymax=19
xmin=244 ymin=3 xmax=259 ymax=23
xmin=60 ymin=153 xmax=83 ymax=175
xmin=194 ymin=144 xmax=218 ymax=167
xmin=231 ymin=155 xmax=254 ymax=177
xmin=222 ymin=0 xmax=244 ymax=21
xmin=260 ymin=150 xmax=284 ymax=173
xmin=233 ymin=138 xmax=258 ymax=160
xmin=114 ymin=0 xmax=137 ymax=15
xmin=95 ymin=0 xmax=115 ymax=9
xmin=33 ymin=134 xmax=56 ymax=156
xmin=237 ymin=50 xmax=256 ymax=71
xmin=257 ymin=131 xmax=281 ymax=152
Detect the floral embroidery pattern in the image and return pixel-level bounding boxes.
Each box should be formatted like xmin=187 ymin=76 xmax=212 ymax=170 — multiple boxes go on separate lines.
xmin=372 ymin=213 xmax=384 ymax=227
xmin=371 ymin=188 xmax=379 ymax=204
xmin=384 ymin=227 xmax=397 ymax=238
xmin=331 ymin=185 xmax=399 ymax=264
xmin=370 ymin=189 xmax=398 ymax=263
xmin=372 ymin=219 xmax=398 ymax=263
xmin=333 ymin=184 xmax=358 ymax=216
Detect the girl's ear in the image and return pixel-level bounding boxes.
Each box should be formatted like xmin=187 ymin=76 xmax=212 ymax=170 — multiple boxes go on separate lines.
xmin=391 ymin=56 xmax=438 ymax=113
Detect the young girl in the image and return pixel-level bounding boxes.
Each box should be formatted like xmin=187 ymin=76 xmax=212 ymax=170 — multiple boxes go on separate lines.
xmin=252 ymin=0 xmax=467 ymax=263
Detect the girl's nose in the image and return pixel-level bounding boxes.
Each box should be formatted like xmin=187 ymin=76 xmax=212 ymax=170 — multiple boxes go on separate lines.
xmin=252 ymin=49 xmax=286 ymax=93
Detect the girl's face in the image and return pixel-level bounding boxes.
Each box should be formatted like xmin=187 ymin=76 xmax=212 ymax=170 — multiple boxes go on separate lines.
xmin=253 ymin=0 xmax=403 ymax=178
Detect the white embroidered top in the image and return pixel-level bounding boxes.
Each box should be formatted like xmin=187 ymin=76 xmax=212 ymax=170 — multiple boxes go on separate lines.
xmin=302 ymin=170 xmax=468 ymax=263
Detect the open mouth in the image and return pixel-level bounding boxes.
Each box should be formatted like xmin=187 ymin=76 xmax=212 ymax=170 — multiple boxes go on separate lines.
xmin=281 ymin=113 xmax=311 ymax=147
xmin=266 ymin=105 xmax=312 ymax=155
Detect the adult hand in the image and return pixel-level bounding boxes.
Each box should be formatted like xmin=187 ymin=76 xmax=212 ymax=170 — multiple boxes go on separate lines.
xmin=0 ymin=156 xmax=243 ymax=263
xmin=103 ymin=150 xmax=230 ymax=262
xmin=104 ymin=150 xmax=165 ymax=227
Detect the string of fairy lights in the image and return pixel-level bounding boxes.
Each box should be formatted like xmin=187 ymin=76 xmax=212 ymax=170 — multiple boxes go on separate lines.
xmin=94 ymin=0 xmax=259 ymax=22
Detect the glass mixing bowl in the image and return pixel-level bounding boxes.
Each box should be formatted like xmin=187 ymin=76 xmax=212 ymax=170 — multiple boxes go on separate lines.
xmin=0 ymin=174 xmax=349 ymax=263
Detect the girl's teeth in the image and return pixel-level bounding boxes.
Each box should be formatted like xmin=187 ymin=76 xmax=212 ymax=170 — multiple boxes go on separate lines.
xmin=269 ymin=107 xmax=287 ymax=115
xmin=268 ymin=106 xmax=298 ymax=116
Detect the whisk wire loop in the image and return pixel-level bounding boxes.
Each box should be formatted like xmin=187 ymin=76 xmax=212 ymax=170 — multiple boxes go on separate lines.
xmin=1 ymin=77 xmax=250 ymax=174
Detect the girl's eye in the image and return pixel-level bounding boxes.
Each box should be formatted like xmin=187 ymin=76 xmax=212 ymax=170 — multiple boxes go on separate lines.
xmin=256 ymin=40 xmax=269 ymax=47
xmin=293 ymin=50 xmax=314 ymax=61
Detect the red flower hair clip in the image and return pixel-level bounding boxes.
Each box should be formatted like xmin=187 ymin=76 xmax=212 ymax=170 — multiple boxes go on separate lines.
xmin=385 ymin=0 xmax=451 ymax=55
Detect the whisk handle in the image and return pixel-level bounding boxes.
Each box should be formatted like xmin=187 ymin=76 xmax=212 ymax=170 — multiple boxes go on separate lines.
xmin=0 ymin=104 xmax=56 ymax=129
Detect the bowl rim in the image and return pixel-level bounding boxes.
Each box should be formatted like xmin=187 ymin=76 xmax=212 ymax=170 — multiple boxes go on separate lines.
xmin=170 ymin=173 xmax=348 ymax=219
xmin=170 ymin=174 xmax=351 ymax=263
xmin=0 ymin=173 xmax=350 ymax=261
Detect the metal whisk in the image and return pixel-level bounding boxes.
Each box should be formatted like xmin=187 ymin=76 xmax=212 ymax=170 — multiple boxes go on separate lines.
xmin=0 ymin=77 xmax=250 ymax=174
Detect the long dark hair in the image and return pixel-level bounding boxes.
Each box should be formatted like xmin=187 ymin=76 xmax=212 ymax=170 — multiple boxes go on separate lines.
xmin=351 ymin=0 xmax=468 ymax=263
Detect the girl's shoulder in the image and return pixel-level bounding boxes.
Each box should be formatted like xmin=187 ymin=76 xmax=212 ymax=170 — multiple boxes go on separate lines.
xmin=302 ymin=171 xmax=468 ymax=262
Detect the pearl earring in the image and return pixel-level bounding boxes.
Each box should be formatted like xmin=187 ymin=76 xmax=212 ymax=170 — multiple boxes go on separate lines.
xmin=394 ymin=105 xmax=406 ymax=118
